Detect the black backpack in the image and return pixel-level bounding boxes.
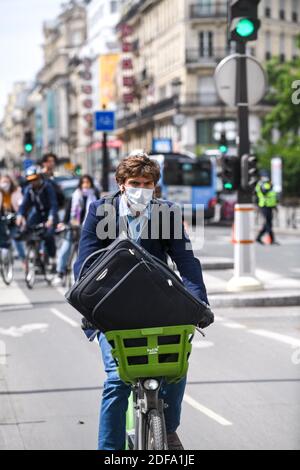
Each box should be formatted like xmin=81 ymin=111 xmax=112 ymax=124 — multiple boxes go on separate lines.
xmin=65 ymin=237 xmax=209 ymax=333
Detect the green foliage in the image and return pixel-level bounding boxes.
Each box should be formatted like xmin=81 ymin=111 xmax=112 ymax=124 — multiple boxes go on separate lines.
xmin=257 ymin=44 xmax=300 ymax=198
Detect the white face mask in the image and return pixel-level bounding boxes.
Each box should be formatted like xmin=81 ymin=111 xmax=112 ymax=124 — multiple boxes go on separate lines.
xmin=0 ymin=183 xmax=11 ymax=193
xmin=125 ymin=187 xmax=153 ymax=213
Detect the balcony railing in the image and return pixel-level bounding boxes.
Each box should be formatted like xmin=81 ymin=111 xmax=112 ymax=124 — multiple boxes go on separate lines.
xmin=190 ymin=2 xmax=227 ymax=19
xmin=186 ymin=48 xmax=228 ymax=65
xmin=184 ymin=93 xmax=223 ymax=107
xmin=117 ymin=96 xmax=176 ymax=128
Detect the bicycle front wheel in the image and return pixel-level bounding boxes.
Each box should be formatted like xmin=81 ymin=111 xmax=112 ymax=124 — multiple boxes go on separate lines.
xmin=0 ymin=248 xmax=14 ymax=285
xmin=145 ymin=410 xmax=167 ymax=451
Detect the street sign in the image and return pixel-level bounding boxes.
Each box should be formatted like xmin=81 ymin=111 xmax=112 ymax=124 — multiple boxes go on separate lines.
xmin=152 ymin=138 xmax=173 ymax=153
xmin=94 ymin=111 xmax=116 ymax=132
xmin=214 ymin=54 xmax=267 ymax=107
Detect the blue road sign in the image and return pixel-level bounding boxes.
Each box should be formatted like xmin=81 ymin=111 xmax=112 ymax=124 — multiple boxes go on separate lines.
xmin=23 ymin=159 xmax=34 ymax=170
xmin=94 ymin=111 xmax=115 ymax=132
xmin=152 ymin=138 xmax=173 ymax=153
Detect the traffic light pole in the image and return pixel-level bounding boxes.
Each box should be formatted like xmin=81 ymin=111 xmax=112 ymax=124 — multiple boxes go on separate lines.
xmin=227 ymin=41 xmax=263 ymax=292
xmin=236 ymin=42 xmax=252 ymax=204
xmin=102 ymin=131 xmax=109 ymax=193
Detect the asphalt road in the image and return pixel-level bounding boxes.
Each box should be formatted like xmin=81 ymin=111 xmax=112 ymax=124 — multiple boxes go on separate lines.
xmin=0 ymin=228 xmax=300 ymax=450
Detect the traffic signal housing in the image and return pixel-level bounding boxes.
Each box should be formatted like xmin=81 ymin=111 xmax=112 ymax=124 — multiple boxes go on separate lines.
xmin=23 ymin=131 xmax=34 ymax=153
xmin=229 ymin=0 xmax=261 ymax=42
xmin=222 ymin=155 xmax=240 ymax=191
xmin=241 ymin=154 xmax=258 ymax=191
xmin=219 ymin=132 xmax=229 ymax=155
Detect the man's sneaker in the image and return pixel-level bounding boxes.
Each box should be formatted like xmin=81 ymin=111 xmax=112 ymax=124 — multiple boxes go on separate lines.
xmin=167 ymin=432 xmax=184 ymax=450
xmin=256 ymin=238 xmax=264 ymax=245
xmin=52 ymin=274 xmax=64 ymax=287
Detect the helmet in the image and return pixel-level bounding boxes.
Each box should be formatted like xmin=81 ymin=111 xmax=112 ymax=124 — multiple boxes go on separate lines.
xmin=25 ymin=165 xmax=41 ymax=182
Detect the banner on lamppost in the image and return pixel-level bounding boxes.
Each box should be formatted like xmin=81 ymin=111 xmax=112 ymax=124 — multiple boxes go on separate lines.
xmin=99 ymin=54 xmax=120 ymax=108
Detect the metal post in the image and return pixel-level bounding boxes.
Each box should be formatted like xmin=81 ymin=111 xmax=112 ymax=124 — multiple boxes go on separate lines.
xmin=227 ymin=41 xmax=263 ymax=292
xmin=102 ymin=131 xmax=109 ymax=193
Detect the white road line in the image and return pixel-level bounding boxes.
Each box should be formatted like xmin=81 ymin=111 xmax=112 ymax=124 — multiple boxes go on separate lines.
xmin=249 ymin=329 xmax=300 ymax=348
xmin=183 ymin=394 xmax=232 ymax=427
xmin=192 ymin=340 xmax=214 ymax=349
xmin=50 ymin=308 xmax=80 ymax=328
xmin=222 ymin=322 xmax=247 ymax=330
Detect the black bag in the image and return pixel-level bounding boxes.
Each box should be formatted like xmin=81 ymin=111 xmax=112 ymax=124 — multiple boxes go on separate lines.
xmin=65 ymin=237 xmax=209 ymax=332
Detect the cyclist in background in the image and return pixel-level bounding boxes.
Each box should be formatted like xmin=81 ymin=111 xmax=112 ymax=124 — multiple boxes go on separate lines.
xmin=41 ymin=153 xmax=65 ymax=210
xmin=16 ymin=166 xmax=58 ymax=267
xmin=52 ymin=175 xmax=99 ymax=287
xmin=0 ymin=175 xmax=25 ymax=263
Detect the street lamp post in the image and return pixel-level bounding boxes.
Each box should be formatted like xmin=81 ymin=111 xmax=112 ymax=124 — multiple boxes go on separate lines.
xmin=171 ymin=79 xmax=184 ymax=150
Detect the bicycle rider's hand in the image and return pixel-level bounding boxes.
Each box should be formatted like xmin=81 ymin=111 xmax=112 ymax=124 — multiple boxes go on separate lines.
xmin=45 ymin=219 xmax=53 ymax=229
xmin=16 ymin=215 xmax=26 ymax=228
xmin=198 ymin=306 xmax=214 ymax=329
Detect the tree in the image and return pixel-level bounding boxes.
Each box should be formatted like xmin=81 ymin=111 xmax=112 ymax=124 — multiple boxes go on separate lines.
xmin=257 ymin=44 xmax=300 ymax=199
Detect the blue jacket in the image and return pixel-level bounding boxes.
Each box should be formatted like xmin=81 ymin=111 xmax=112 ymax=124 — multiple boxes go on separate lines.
xmin=74 ymin=194 xmax=208 ymax=305
xmin=18 ymin=181 xmax=58 ymax=223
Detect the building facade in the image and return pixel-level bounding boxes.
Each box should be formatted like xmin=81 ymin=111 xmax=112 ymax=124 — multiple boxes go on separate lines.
xmin=37 ymin=1 xmax=87 ymax=159
xmin=116 ymin=0 xmax=300 ymax=154
xmin=2 ymin=82 xmax=32 ymax=166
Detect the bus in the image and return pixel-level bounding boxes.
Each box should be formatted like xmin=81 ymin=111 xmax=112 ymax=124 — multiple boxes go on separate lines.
xmin=149 ymin=153 xmax=217 ymax=220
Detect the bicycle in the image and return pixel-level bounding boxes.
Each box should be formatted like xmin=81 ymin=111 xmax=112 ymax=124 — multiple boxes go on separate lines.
xmin=24 ymin=223 xmax=54 ymax=289
xmin=0 ymin=213 xmax=15 ymax=285
xmin=55 ymin=224 xmax=81 ymax=288
xmin=105 ymin=324 xmax=196 ymax=450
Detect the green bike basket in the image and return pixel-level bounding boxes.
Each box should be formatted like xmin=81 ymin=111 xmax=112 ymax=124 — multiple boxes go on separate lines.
xmin=105 ymin=325 xmax=195 ymax=385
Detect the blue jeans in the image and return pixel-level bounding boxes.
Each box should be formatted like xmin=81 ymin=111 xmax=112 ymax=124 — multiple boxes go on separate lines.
xmin=27 ymin=210 xmax=56 ymax=258
xmin=98 ymin=333 xmax=186 ymax=450
xmin=56 ymin=230 xmax=72 ymax=274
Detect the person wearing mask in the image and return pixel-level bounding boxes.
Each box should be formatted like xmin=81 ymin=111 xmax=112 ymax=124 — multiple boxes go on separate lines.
xmin=256 ymin=176 xmax=279 ymax=245
xmin=0 ymin=175 xmax=25 ymax=262
xmin=16 ymin=166 xmax=58 ymax=265
xmin=52 ymin=175 xmax=98 ymax=286
xmin=74 ymin=152 xmax=213 ymax=451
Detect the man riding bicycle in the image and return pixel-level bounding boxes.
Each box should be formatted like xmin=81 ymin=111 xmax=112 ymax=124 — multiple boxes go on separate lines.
xmin=16 ymin=166 xmax=59 ymax=265
xmin=74 ymin=152 xmax=213 ymax=451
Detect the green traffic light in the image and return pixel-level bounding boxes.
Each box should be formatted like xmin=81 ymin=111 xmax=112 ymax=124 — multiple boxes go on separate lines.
xmin=25 ymin=144 xmax=33 ymax=152
xmin=219 ymin=145 xmax=228 ymax=154
xmin=224 ymin=183 xmax=233 ymax=190
xmin=236 ymin=18 xmax=255 ymax=38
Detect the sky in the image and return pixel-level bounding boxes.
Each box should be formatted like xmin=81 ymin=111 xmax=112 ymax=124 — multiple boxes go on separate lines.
xmin=0 ymin=0 xmax=64 ymax=120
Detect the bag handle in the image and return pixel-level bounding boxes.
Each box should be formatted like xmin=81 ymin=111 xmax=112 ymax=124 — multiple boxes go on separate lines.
xmin=78 ymin=247 xmax=109 ymax=280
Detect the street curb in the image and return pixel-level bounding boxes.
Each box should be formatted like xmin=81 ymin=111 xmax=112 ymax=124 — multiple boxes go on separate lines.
xmin=202 ymin=260 xmax=234 ymax=270
xmin=209 ymin=293 xmax=300 ymax=308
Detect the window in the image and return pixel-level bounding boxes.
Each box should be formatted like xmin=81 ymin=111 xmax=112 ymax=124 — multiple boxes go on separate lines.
xmin=265 ymin=0 xmax=271 ymax=18
xmin=292 ymin=0 xmax=299 ymax=22
xmin=280 ymin=33 xmax=285 ymax=62
xmin=110 ymin=1 xmax=118 ymax=14
xmin=164 ymin=160 xmax=212 ymax=187
xmin=71 ymin=31 xmax=83 ymax=46
xmin=279 ymin=0 xmax=285 ymax=20
xmin=199 ymin=31 xmax=214 ymax=58
xmin=265 ymin=31 xmax=272 ymax=60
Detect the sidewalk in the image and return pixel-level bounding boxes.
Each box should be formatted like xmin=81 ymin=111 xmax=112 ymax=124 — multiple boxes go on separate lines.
xmin=202 ymin=264 xmax=300 ymax=308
